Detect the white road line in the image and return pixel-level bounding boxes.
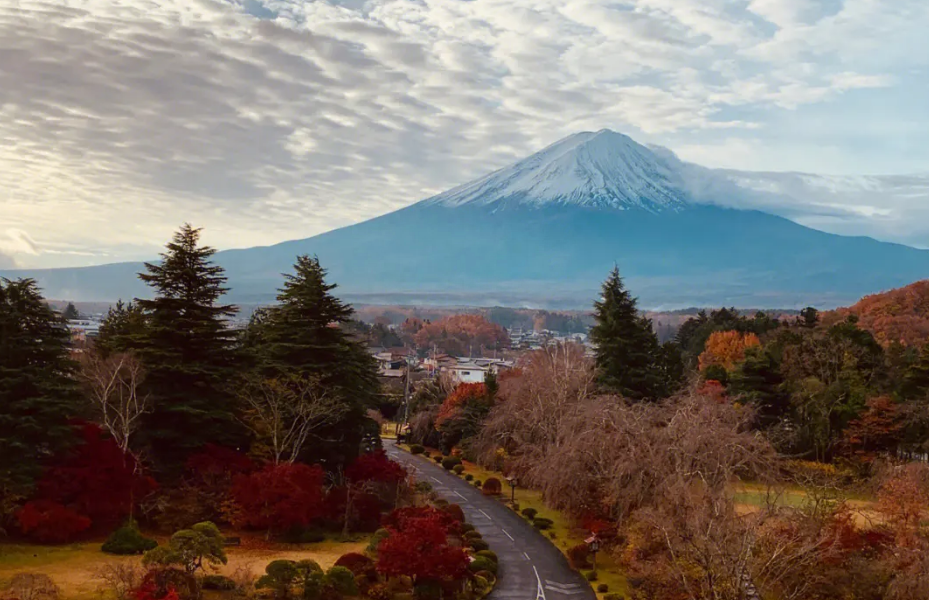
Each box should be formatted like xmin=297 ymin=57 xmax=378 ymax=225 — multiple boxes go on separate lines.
xmin=453 ymin=491 xmax=467 ymax=500
xmin=431 ymin=476 xmax=441 ymax=483
xmin=478 ymin=509 xmax=492 ymax=520
xmin=501 ymin=528 xmax=515 ymax=541
xmin=523 ymin=552 xmax=531 ymax=561
xmin=533 ymin=566 xmax=546 ymax=600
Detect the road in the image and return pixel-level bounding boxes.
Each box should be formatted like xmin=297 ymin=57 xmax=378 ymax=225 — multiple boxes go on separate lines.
xmin=385 ymin=441 xmax=595 ymax=600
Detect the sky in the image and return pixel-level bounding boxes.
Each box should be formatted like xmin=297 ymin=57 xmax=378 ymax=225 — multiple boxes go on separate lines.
xmin=1 ymin=0 xmax=928 ymax=269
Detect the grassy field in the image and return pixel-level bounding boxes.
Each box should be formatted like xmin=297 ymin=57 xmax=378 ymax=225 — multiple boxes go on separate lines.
xmin=0 ymin=536 xmax=367 ymax=599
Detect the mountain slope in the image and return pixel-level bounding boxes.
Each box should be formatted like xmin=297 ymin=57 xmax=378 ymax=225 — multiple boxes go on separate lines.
xmin=5 ymin=130 xmax=929 ymax=308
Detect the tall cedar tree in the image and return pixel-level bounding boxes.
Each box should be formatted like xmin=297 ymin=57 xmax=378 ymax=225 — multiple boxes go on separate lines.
xmin=0 ymin=279 xmax=80 ymax=495
xmin=134 ymin=225 xmax=242 ymax=472
xmin=590 ymin=267 xmax=664 ymax=400
xmin=94 ymin=300 xmax=147 ymax=358
xmin=249 ymin=255 xmax=380 ymax=467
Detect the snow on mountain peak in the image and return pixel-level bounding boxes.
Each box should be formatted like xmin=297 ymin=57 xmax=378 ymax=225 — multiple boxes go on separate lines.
xmin=426 ymin=129 xmax=691 ymax=211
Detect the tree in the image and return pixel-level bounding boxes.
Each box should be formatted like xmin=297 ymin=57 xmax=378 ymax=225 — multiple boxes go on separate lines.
xmin=134 ymin=225 xmax=242 ymax=471
xmin=589 ymin=267 xmax=663 ymax=400
xmin=95 ymin=300 xmax=147 ymax=357
xmin=0 ymin=278 xmax=80 ymax=499
xmin=143 ymin=521 xmax=227 ymax=574
xmin=247 ymin=255 xmax=380 ymax=466
xmin=63 ymin=302 xmax=80 ymax=320
xmin=236 ymin=374 xmax=345 ymax=465
xmin=229 ymin=463 xmax=326 ymax=535
xmin=377 ymin=509 xmax=469 ymax=585
xmin=698 ymin=330 xmax=761 ymax=372
xmin=412 ymin=314 xmax=509 ymax=356
xmin=77 ymin=349 xmax=149 ymax=456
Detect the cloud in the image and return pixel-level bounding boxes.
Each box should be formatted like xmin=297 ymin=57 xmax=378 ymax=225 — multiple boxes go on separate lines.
xmin=0 ymin=0 xmax=927 ymax=268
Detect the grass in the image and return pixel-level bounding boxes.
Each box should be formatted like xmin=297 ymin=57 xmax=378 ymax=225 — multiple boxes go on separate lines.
xmin=0 ymin=535 xmax=368 ymax=600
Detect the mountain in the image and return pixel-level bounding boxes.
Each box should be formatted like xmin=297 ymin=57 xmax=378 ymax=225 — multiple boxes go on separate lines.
xmin=5 ymin=129 xmax=929 ymax=309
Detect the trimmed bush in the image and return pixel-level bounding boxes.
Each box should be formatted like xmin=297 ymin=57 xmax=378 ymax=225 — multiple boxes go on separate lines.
xmin=597 ymin=584 xmax=609 ymax=593
xmin=464 ymin=474 xmax=474 ymax=482
xmin=101 ymin=521 xmax=158 ymax=555
xmin=413 ymin=481 xmax=433 ymax=494
xmin=441 ymin=457 xmax=461 ymax=471
xmin=434 ymin=498 xmax=449 ymax=508
xmin=475 ymin=550 xmax=498 ymax=563
xmin=460 ymin=523 xmax=475 ymax=533
xmin=475 ymin=570 xmax=496 ymax=584
xmin=468 ymin=557 xmax=498 ymax=576
xmin=443 ymin=504 xmax=465 ymax=523
xmin=463 ymin=530 xmax=483 ymax=541
xmin=585 ymin=571 xmax=598 ymax=582
xmin=202 ymin=575 xmax=236 ymax=591
xmin=511 ymin=502 xmax=520 ymax=512
xmin=482 ymin=478 xmax=502 ymax=496
xmin=603 ymin=594 xmax=625 ymax=600
xmin=453 ymin=465 xmax=465 ymax=475
xmin=327 ymin=566 xmax=359 ymax=596
xmin=521 ymin=508 xmax=538 ymax=520
xmin=474 ymin=480 xmax=483 ymax=488
xmin=423 ymin=451 xmax=431 ymax=458
xmin=568 ymin=543 xmax=590 ymax=569
xmin=468 ymin=539 xmax=489 ymax=552
xmin=533 ymin=517 xmax=553 ymax=530
xmin=335 ymin=552 xmax=376 ymax=578
xmin=410 ymin=445 xmax=425 ymax=455
xmin=433 ymin=456 xmax=443 ymax=464
xmin=367 ymin=528 xmax=390 ymax=554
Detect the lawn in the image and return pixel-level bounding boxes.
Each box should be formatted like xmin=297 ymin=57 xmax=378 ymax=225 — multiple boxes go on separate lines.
xmin=0 ymin=535 xmax=368 ymax=599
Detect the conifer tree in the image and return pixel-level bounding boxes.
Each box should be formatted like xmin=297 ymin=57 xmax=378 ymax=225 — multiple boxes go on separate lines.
xmin=249 ymin=255 xmax=380 ymax=466
xmin=134 ymin=225 xmax=242 ymax=471
xmin=589 ymin=267 xmax=663 ymax=400
xmin=63 ymin=302 xmax=80 ymax=320
xmin=0 ymin=279 xmax=80 ymax=495
xmin=95 ymin=300 xmax=148 ymax=357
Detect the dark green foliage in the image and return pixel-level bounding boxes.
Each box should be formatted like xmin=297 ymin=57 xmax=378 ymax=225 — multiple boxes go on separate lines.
xmin=464 ymin=474 xmax=474 ymax=481
xmin=460 ymin=523 xmax=475 ymax=533
xmin=521 ymin=508 xmax=538 ymax=520
xmin=729 ymin=346 xmax=788 ymax=422
xmin=433 ymin=456 xmax=443 ymax=464
xmin=62 ymin=302 xmax=79 ymax=320
xmin=604 ymin=594 xmax=625 ymax=600
xmin=409 ymin=444 xmax=425 ymax=455
xmin=0 ymin=278 xmax=81 ymax=495
xmin=463 ymin=530 xmax=482 ymax=541
xmin=468 ymin=557 xmax=497 ymax=575
xmin=325 ymin=566 xmax=358 ymax=595
xmin=134 ymin=225 xmax=243 ymax=471
xmin=468 ymin=539 xmax=489 ymax=552
xmin=475 ymin=550 xmax=497 ymax=563
xmin=441 ymin=457 xmax=461 ymax=471
xmin=247 ymin=255 xmax=380 ymax=467
xmin=702 ymin=364 xmax=729 ymax=385
xmin=675 ymin=308 xmax=780 ymax=367
xmin=597 ymin=584 xmax=609 ymax=593
xmin=101 ymin=521 xmax=158 ymax=555
xmin=202 ymin=575 xmax=236 ymax=591
xmin=590 ymin=268 xmax=669 ymax=400
xmin=281 ymin=527 xmax=326 ymax=544
xmin=585 ymin=571 xmax=598 ymax=582
xmin=94 ymin=300 xmax=148 ymax=357
xmin=453 ymin=464 xmax=465 ymax=475
xmin=533 ymin=517 xmax=553 ymax=530
xmin=474 ymin=480 xmax=482 ymax=488
xmin=366 ymin=528 xmax=390 ymax=554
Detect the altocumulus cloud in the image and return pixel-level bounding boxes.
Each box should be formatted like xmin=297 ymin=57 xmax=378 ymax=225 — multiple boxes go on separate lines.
xmin=1 ymin=0 xmax=928 ymax=267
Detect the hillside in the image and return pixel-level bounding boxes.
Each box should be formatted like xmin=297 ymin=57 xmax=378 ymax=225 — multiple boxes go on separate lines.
xmin=828 ymin=280 xmax=929 ymax=347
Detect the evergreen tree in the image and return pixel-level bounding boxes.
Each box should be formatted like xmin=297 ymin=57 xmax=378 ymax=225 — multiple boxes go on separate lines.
xmin=62 ymin=302 xmax=80 ymax=320
xmin=590 ymin=267 xmax=663 ymax=400
xmin=95 ymin=300 xmax=148 ymax=357
xmin=134 ymin=225 xmax=242 ymax=471
xmin=0 ymin=279 xmax=80 ymax=495
xmin=250 ymin=255 xmax=380 ymax=466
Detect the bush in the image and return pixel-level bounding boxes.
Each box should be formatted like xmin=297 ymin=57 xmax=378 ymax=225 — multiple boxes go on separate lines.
xmin=463 ymin=530 xmax=483 ymax=541
xmin=414 ymin=581 xmax=442 ymax=600
xmin=422 ymin=451 xmax=431 ymax=458
xmin=433 ymin=499 xmax=449 ymax=508
xmin=413 ymin=481 xmax=432 ymax=494
xmin=409 ymin=445 xmax=425 ymax=455
xmin=597 ymin=584 xmax=609 ymax=593
xmin=521 ymin=508 xmax=538 ymax=520
xmin=202 ymin=575 xmax=236 ymax=591
xmin=366 ymin=528 xmax=390 ymax=554
xmin=511 ymin=501 xmax=520 ymax=512
xmin=281 ymin=527 xmax=326 ymax=544
xmin=326 ymin=566 xmax=358 ymax=596
xmin=604 ymin=594 xmax=625 ymax=600
xmin=335 ymin=553 xmax=376 ymax=578
xmin=468 ymin=539 xmax=489 ymax=552
xmin=474 ymin=481 xmax=482 ymax=488
xmin=533 ymin=517 xmax=553 ymax=530
xmin=474 ymin=571 xmax=495 ymax=585
xmin=102 ymin=521 xmax=158 ymax=555
xmin=453 ymin=465 xmax=465 ymax=475
xmin=17 ymin=500 xmax=91 ymax=544
xmin=460 ymin=523 xmax=475 ymax=533
xmin=443 ymin=504 xmax=465 ymax=523
xmin=465 ymin=474 xmax=474 ymax=482
xmin=468 ymin=557 xmax=497 ymax=576
xmin=481 ymin=478 xmax=502 ymax=496
xmin=441 ymin=457 xmax=461 ymax=471
xmin=585 ymin=571 xmax=598 ymax=582
xmin=433 ymin=456 xmax=443 ymax=464
xmin=475 ymin=550 xmax=498 ymax=563
xmin=567 ymin=544 xmax=590 ymax=569
xmin=548 ymin=531 xmax=557 ymax=540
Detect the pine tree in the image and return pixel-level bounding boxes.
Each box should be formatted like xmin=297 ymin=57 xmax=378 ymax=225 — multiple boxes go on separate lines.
xmin=589 ymin=267 xmax=663 ymax=400
xmin=134 ymin=225 xmax=242 ymax=471
xmin=0 ymin=279 xmax=80 ymax=495
xmin=250 ymin=255 xmax=380 ymax=466
xmin=95 ymin=300 xmax=148 ymax=357
xmin=63 ymin=302 xmax=80 ymax=320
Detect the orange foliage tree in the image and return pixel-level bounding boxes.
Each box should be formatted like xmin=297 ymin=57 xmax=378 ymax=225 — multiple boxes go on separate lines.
xmin=828 ymin=280 xmax=929 ymax=347
xmin=698 ymin=330 xmax=761 ymax=371
xmin=413 ymin=315 xmax=508 ymax=356
xmin=436 ymin=383 xmax=487 ymax=428
xmin=840 ymin=396 xmax=906 ymax=465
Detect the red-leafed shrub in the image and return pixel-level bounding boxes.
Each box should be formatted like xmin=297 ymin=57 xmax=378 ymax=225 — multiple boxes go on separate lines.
xmin=382 ymin=506 xmax=460 ymax=534
xmin=133 ymin=568 xmax=196 ymax=600
xmin=230 ymin=463 xmax=325 ymax=534
xmin=17 ymin=500 xmax=91 ymax=543
xmin=345 ymin=450 xmax=407 ymax=484
xmin=186 ymin=444 xmax=255 ymax=481
xmin=335 ymin=552 xmax=377 ymax=578
xmin=482 ymin=478 xmax=502 ymax=496
xmin=443 ymin=503 xmax=465 ymax=523
xmin=568 ymin=543 xmax=591 ymax=569
xmin=376 ymin=514 xmax=470 ymax=583
xmin=36 ymin=423 xmax=157 ymax=529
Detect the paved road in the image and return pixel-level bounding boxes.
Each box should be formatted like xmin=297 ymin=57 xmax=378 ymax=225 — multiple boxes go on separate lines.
xmin=385 ymin=441 xmax=595 ymax=600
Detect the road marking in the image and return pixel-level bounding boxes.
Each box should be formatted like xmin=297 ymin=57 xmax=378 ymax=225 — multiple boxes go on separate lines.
xmin=523 ymin=552 xmax=531 ymax=561
xmin=478 ymin=509 xmax=492 ymax=520
xmin=501 ymin=528 xmax=514 ymax=541
xmin=453 ymin=491 xmax=467 ymax=500
xmin=533 ymin=566 xmax=546 ymax=600
xmin=431 ymin=476 xmax=441 ymax=483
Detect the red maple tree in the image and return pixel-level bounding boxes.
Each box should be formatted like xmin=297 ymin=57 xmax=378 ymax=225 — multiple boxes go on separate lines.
xmin=377 ymin=509 xmax=470 ymax=583
xmin=230 ymin=462 xmax=325 ymax=533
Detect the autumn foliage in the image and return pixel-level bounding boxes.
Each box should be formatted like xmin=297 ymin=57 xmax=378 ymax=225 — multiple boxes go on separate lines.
xmin=698 ymin=330 xmax=760 ymax=371
xmin=17 ymin=500 xmax=92 ymax=543
xmin=230 ymin=463 xmax=326 ymax=533
xmin=828 ymin=279 xmax=929 ymax=346
xmin=412 ymin=315 xmax=509 ymax=356
xmin=345 ymin=449 xmax=407 ymax=484
xmin=376 ymin=506 xmax=469 ymax=583
xmin=436 ymin=383 xmax=487 ymax=428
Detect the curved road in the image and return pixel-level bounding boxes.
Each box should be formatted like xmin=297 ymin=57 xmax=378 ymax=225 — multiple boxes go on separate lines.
xmin=385 ymin=441 xmax=595 ymax=600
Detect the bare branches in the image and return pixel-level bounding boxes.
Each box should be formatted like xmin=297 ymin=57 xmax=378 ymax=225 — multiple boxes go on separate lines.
xmin=236 ymin=375 xmax=345 ymax=464
xmin=77 ymin=349 xmax=150 ymax=455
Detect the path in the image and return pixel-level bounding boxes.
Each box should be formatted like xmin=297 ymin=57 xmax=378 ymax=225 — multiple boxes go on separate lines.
xmin=385 ymin=442 xmax=595 ymax=600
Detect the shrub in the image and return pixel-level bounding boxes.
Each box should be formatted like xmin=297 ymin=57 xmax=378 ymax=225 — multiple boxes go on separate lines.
xmin=597 ymin=584 xmax=609 ymax=593
xmin=521 ymin=508 xmax=538 ymax=520
xmin=441 ymin=457 xmax=461 ymax=471
xmin=17 ymin=500 xmax=91 ymax=543
xmin=414 ymin=581 xmax=442 ymax=600
xmin=533 ymin=517 xmax=553 ymax=530
xmin=568 ymin=544 xmax=590 ymax=569
xmin=468 ymin=557 xmax=497 ymax=576
xmin=366 ymin=529 xmax=390 ymax=554
xmin=256 ymin=560 xmax=300 ymax=598
xmin=460 ymin=523 xmax=475 ymax=533
xmin=443 ymin=504 xmax=465 ymax=523
xmin=231 ymin=463 xmax=325 ymax=534
xmin=202 ymin=575 xmax=236 ymax=591
xmin=334 ymin=553 xmax=376 ymax=578
xmin=433 ymin=499 xmax=449 ymax=508
xmin=474 ymin=481 xmax=482 ymax=488
xmin=413 ymin=481 xmax=432 ymax=494
xmin=102 ymin=521 xmax=158 ymax=555
xmin=281 ymin=527 xmax=326 ymax=544
xmin=472 ymin=576 xmax=490 ymax=595
xmin=585 ymin=571 xmax=598 ymax=582
xmin=433 ymin=456 xmax=443 ymax=464
xmin=481 ymin=478 xmax=502 ymax=496
xmin=409 ymin=445 xmax=425 ymax=455
xmin=142 ymin=522 xmax=227 ymax=575
xmin=326 ymin=566 xmax=358 ymax=596
xmin=366 ymin=583 xmax=391 ymax=600
xmin=604 ymin=594 xmax=625 ymax=600
xmin=548 ymin=531 xmax=557 ymax=540
xmin=422 ymin=451 xmax=431 ymax=458
xmin=453 ymin=465 xmax=465 ymax=475
xmin=465 ymin=474 xmax=474 ymax=482
xmin=475 ymin=550 xmax=498 ymax=563
xmin=463 ymin=530 xmax=483 ymax=541
xmin=474 ymin=571 xmax=495 ymax=585
xmin=468 ymin=539 xmax=489 ymax=552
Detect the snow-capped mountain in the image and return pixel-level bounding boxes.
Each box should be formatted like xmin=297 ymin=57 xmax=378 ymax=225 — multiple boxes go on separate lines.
xmin=6 ymin=129 xmax=929 ymax=308
xmin=427 ymin=129 xmax=689 ymax=212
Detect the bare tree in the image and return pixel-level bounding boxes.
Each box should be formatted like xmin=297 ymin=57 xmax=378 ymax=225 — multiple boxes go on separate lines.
xmin=77 ymin=349 xmax=149 ymax=456
xmin=94 ymin=564 xmax=143 ymax=600
xmin=237 ymin=374 xmax=345 ymax=464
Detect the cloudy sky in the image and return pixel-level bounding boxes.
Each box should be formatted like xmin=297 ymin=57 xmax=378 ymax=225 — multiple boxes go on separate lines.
xmin=2 ymin=0 xmax=928 ymax=269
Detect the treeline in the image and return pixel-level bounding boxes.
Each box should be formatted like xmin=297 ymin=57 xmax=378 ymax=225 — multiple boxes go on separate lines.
xmin=0 ymin=224 xmax=388 ymax=543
